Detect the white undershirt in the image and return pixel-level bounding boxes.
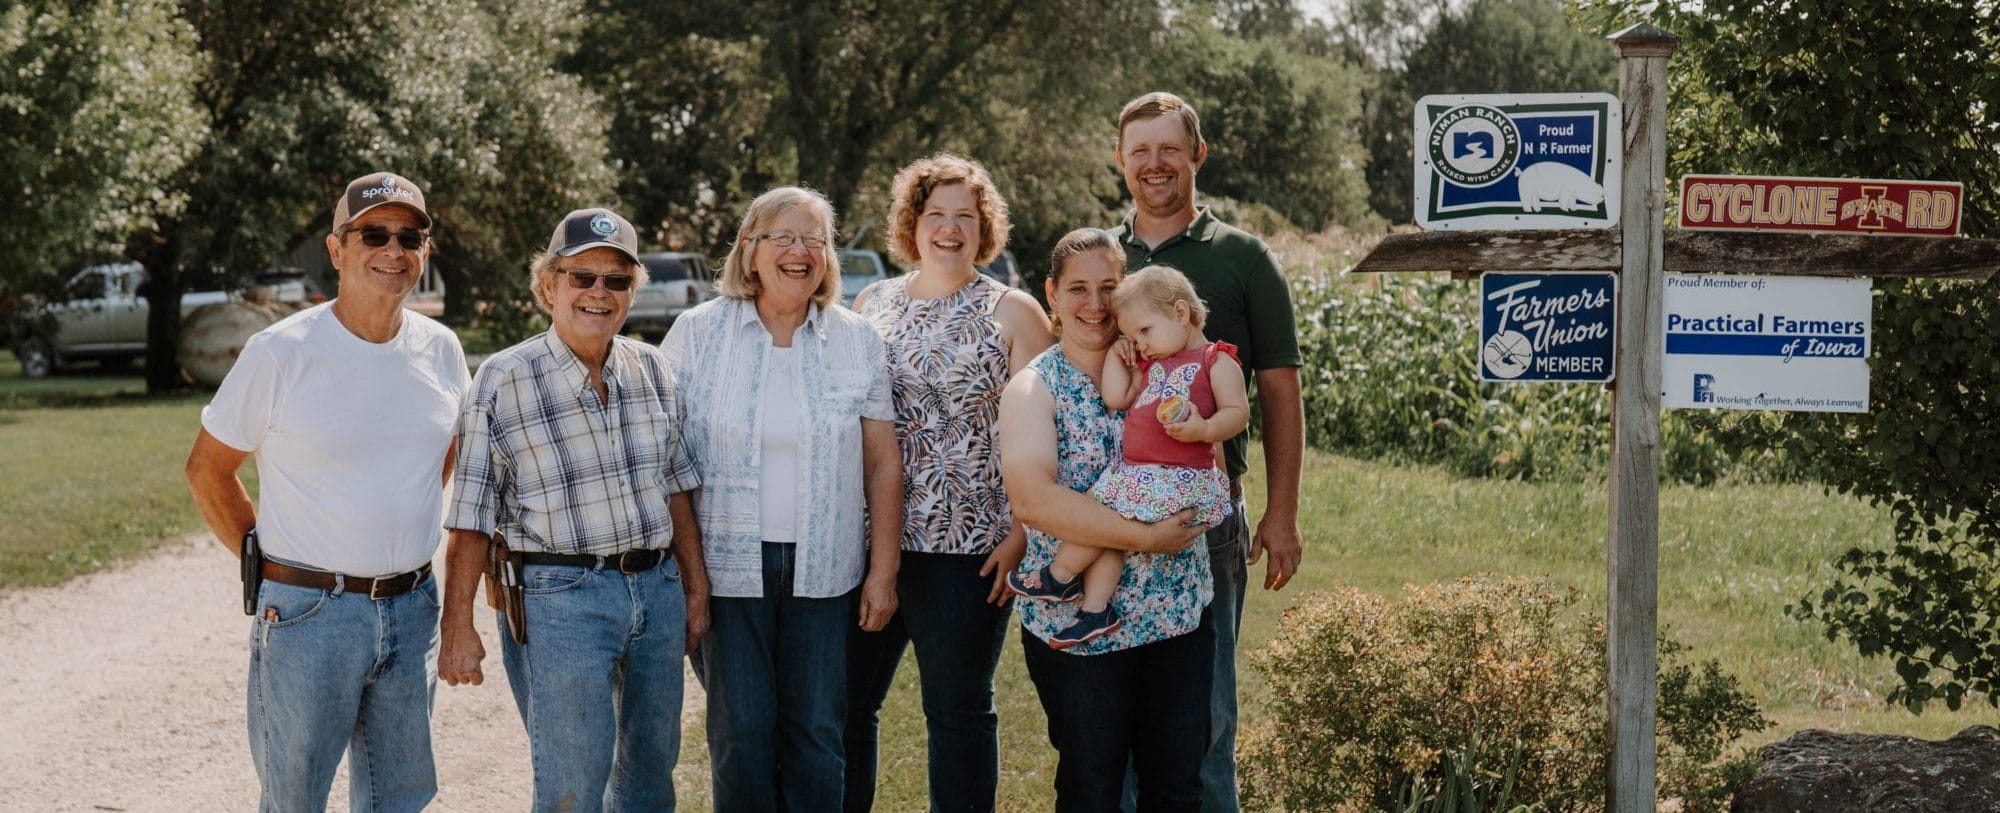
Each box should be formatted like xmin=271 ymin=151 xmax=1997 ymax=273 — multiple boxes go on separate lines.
xmin=759 ymin=344 xmax=801 ymax=542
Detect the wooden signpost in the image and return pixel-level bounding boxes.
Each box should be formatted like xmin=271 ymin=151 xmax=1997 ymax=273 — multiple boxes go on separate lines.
xmin=1351 ymin=22 xmax=2000 ymax=813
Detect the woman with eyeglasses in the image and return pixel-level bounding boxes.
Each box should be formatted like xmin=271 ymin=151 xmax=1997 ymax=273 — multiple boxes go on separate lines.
xmin=844 ymin=154 xmax=1055 ymax=812
xmin=660 ymin=186 xmax=904 ymax=811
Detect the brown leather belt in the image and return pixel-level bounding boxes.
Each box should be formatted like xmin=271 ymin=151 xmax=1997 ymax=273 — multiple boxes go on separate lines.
xmin=519 ymin=547 xmax=669 ymax=574
xmin=261 ymin=561 xmax=433 ymax=600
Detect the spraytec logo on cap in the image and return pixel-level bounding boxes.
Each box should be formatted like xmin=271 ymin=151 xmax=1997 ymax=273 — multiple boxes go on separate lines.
xmin=590 ymin=212 xmax=618 ymax=237
xmin=361 ymin=175 xmax=418 ymax=202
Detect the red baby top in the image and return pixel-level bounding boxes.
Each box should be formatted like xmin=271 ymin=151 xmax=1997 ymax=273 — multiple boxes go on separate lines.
xmin=1121 ymin=341 xmax=1238 ymax=469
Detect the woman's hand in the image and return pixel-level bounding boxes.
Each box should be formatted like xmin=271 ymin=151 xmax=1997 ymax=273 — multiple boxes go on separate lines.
xmin=1141 ymin=508 xmax=1209 ymax=553
xmin=858 ymin=569 xmax=898 ymax=631
xmin=979 ymin=524 xmax=1030 ymax=606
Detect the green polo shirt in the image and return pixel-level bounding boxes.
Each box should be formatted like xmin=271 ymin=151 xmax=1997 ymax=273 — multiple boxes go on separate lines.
xmin=1109 ymin=207 xmax=1301 ymax=481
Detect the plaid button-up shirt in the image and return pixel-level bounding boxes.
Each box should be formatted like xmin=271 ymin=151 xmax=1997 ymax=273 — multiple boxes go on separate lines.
xmin=447 ymin=331 xmax=699 ymax=555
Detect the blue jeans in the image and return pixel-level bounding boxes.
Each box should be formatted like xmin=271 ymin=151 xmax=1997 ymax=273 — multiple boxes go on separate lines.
xmin=1023 ymin=608 xmax=1215 ymax=813
xmin=1201 ymin=504 xmax=1249 ymax=812
xmin=498 ymin=557 xmax=688 ymax=812
xmin=246 ymin=575 xmax=440 ymax=813
xmin=844 ymin=551 xmax=1012 ymax=812
xmin=695 ymin=542 xmax=856 ymax=812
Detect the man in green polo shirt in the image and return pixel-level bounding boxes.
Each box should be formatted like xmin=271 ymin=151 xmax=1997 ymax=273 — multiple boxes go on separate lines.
xmin=1107 ymin=90 xmax=1305 ymax=812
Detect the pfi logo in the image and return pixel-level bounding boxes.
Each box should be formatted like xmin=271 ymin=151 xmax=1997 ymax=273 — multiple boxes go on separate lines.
xmin=1693 ymin=373 xmax=1716 ymax=403
xmin=590 ymin=212 xmax=618 ymax=237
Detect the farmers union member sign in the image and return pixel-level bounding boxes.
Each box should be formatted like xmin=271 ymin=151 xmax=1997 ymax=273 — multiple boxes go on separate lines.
xmin=1478 ymin=272 xmax=1617 ymax=383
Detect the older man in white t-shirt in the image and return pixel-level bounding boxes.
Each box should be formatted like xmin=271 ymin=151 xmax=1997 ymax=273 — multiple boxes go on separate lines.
xmin=185 ymin=172 xmax=469 ymax=813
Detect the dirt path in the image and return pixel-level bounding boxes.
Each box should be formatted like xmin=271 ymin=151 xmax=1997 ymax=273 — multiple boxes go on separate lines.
xmin=0 ymin=534 xmax=704 ymax=812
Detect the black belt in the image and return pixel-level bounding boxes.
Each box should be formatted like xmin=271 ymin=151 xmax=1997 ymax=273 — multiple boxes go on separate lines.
xmin=261 ymin=561 xmax=432 ymax=600
xmin=519 ymin=547 xmax=669 ymax=574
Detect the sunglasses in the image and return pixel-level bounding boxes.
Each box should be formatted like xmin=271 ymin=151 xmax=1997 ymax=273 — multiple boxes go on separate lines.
xmin=558 ymin=270 xmax=637 ymax=292
xmin=345 ymin=225 xmax=429 ymax=251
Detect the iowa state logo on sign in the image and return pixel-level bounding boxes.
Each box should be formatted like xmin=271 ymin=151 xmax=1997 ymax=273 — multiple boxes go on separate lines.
xmin=1414 ymin=93 xmax=1622 ymax=230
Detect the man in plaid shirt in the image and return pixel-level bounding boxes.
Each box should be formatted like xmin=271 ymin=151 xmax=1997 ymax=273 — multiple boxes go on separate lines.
xmin=439 ymin=208 xmax=709 ymax=810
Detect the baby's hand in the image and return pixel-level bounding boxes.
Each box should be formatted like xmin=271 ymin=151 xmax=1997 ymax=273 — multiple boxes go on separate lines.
xmin=1112 ymin=338 xmax=1136 ymax=369
xmin=1162 ymin=412 xmax=1207 ymax=442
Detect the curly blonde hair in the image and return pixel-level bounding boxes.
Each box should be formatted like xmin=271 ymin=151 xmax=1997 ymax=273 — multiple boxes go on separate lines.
xmin=886 ymin=153 xmax=1010 ymax=267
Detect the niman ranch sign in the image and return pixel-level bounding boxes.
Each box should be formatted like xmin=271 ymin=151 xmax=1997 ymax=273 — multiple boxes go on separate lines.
xmin=1414 ymin=93 xmax=1622 ymax=230
xmin=1678 ymin=174 xmax=1963 ymax=236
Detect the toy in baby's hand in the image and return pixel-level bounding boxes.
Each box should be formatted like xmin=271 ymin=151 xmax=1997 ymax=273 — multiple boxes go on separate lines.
xmin=1156 ymin=394 xmax=1191 ymax=424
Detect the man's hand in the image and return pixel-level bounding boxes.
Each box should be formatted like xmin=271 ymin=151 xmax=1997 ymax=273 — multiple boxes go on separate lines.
xmin=1249 ymin=512 xmax=1302 ymax=590
xmin=858 ymin=570 xmax=898 ymax=631
xmin=684 ymin=587 xmax=710 ymax=655
xmin=439 ymin=622 xmax=486 ymax=686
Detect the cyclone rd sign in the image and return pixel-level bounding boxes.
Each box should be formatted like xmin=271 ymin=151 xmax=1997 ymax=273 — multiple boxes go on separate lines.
xmin=1478 ymin=272 xmax=1617 ymax=383
xmin=1415 ymin=93 xmax=1622 ymax=230
xmin=1678 ymin=175 xmax=1963 ymax=236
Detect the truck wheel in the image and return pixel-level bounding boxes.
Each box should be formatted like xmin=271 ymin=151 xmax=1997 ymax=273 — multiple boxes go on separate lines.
xmin=15 ymin=339 xmax=58 ymax=378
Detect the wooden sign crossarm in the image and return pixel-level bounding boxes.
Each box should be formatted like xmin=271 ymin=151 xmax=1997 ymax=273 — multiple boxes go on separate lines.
xmin=1352 ymin=229 xmax=2000 ymax=281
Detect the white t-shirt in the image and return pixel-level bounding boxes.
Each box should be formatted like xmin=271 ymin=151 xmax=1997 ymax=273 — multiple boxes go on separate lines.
xmin=202 ymin=303 xmax=469 ymax=577
xmin=758 ymin=344 xmax=801 ymax=543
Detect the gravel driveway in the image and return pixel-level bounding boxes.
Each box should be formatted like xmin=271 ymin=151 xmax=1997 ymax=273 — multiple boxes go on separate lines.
xmin=0 ymin=534 xmax=705 ymax=811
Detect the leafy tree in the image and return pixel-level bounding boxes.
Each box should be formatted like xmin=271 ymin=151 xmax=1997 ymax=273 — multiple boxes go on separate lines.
xmin=125 ymin=0 xmax=616 ymax=389
xmin=0 ymin=0 xmax=202 ymax=300
xmin=1579 ymin=0 xmax=2000 ymax=710
xmin=566 ymin=1 xmax=782 ymax=257
xmin=1146 ymin=5 xmax=1378 ymax=234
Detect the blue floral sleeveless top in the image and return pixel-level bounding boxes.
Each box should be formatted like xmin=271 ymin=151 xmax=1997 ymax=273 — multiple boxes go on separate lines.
xmin=1016 ymin=346 xmax=1213 ymax=654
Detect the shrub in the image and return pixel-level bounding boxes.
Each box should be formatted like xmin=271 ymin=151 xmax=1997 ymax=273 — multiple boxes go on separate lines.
xmin=1239 ymin=577 xmax=1768 ymax=812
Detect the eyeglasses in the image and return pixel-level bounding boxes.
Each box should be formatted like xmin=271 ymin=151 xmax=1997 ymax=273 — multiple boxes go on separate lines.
xmin=344 ymin=225 xmax=429 ymax=251
xmin=557 ymin=269 xmax=637 ymax=292
xmin=756 ymin=232 xmax=828 ymax=249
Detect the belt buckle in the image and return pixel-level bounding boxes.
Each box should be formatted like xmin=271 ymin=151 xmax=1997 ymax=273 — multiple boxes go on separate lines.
xmin=369 ymin=572 xmax=406 ymax=600
xmin=619 ymin=550 xmax=654 ymax=575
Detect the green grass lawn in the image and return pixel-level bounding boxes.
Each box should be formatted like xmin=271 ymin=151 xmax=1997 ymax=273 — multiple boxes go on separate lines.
xmin=0 ymin=355 xmax=248 ymax=587
xmin=2 ymin=353 xmax=1986 ymax=806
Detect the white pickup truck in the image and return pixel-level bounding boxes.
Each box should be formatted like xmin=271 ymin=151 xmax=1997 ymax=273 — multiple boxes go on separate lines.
xmin=8 ymin=263 xmax=311 ymax=377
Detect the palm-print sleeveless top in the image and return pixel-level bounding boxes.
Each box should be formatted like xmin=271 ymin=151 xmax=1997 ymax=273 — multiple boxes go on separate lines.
xmin=1015 ymin=345 xmax=1213 ymax=654
xmin=859 ymin=274 xmax=1012 ymax=554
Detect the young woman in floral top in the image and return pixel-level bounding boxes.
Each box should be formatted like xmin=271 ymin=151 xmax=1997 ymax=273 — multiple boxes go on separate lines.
xmin=998 ymin=228 xmax=1215 ymax=810
xmin=845 ymin=154 xmax=1055 ymax=812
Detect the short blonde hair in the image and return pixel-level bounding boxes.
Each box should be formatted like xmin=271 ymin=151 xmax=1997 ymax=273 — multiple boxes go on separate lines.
xmin=717 ymin=186 xmax=842 ymax=307
xmin=526 ymin=249 xmax=646 ymax=314
xmin=886 ymin=154 xmax=1010 ymax=267
xmin=1117 ymin=91 xmax=1206 ymax=153
xmin=1112 ymin=265 xmax=1206 ymax=329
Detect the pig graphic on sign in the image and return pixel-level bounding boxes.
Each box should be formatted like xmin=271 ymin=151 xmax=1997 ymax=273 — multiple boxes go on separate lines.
xmin=1515 ymin=162 xmax=1605 ymax=212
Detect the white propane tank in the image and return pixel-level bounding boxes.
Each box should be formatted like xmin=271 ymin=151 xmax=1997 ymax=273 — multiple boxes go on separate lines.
xmin=178 ymin=300 xmax=294 ymax=386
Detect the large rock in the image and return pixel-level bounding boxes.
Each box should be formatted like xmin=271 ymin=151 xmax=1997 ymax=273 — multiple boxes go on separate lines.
xmin=1731 ymin=726 xmax=2000 ymax=813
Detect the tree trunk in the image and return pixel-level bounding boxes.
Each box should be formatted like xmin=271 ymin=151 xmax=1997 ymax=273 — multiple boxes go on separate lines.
xmin=131 ymin=230 xmax=185 ymax=394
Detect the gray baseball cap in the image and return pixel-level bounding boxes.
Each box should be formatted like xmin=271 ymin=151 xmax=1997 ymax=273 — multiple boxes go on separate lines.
xmin=548 ymin=208 xmax=641 ymax=264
